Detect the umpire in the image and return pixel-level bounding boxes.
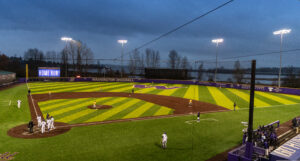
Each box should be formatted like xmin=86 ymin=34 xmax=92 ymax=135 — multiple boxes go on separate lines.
xmin=28 ymin=120 xmax=34 ymax=133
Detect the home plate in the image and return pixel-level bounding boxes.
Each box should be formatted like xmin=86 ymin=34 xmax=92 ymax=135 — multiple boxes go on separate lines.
xmin=185 ymin=118 xmax=219 ymax=124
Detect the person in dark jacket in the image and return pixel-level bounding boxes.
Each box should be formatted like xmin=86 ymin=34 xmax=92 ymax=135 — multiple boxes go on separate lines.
xmin=28 ymin=120 xmax=34 ymax=133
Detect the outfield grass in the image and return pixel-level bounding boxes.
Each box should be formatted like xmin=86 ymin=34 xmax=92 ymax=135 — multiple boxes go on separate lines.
xmin=1 ymin=84 xmax=300 ymax=161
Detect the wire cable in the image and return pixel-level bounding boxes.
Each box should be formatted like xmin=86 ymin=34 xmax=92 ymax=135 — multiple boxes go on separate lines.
xmin=115 ymin=0 xmax=234 ymax=59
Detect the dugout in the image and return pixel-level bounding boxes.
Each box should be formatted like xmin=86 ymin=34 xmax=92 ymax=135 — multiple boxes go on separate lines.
xmin=0 ymin=70 xmax=16 ymax=85
xmin=145 ymin=68 xmax=188 ymax=80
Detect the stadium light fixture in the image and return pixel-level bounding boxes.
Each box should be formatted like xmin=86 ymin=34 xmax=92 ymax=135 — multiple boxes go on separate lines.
xmin=118 ymin=39 xmax=128 ymax=77
xmin=273 ymin=29 xmax=291 ymax=35
xmin=273 ymin=29 xmax=291 ymax=88
xmin=61 ymin=37 xmax=74 ymax=42
xmin=211 ymin=38 xmax=224 ymax=83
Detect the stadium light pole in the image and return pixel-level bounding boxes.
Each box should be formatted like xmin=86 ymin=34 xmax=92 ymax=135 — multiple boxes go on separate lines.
xmin=212 ymin=38 xmax=224 ymax=83
xmin=118 ymin=39 xmax=127 ymax=78
xmin=273 ymin=29 xmax=291 ymax=88
xmin=60 ymin=37 xmax=74 ymax=77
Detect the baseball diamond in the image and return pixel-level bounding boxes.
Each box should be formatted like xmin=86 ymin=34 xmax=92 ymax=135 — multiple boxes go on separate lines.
xmin=1 ymin=81 xmax=300 ymax=161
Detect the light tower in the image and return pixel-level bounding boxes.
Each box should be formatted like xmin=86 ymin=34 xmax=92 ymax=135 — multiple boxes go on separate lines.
xmin=212 ymin=38 xmax=224 ymax=82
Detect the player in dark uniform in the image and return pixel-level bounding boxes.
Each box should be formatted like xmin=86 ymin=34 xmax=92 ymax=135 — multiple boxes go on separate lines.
xmin=233 ymin=102 xmax=236 ymax=111
xmin=28 ymin=120 xmax=34 ymax=133
xmin=197 ymin=112 xmax=200 ymax=122
xmin=28 ymin=89 xmax=31 ymax=95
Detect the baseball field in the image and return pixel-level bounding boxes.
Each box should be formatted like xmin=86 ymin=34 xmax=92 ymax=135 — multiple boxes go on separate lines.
xmin=1 ymin=82 xmax=300 ymax=161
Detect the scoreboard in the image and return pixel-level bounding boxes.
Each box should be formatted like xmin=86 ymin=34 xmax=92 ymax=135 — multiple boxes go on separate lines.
xmin=38 ymin=67 xmax=60 ymax=77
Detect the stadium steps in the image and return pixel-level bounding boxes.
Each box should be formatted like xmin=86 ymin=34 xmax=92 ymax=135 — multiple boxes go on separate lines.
xmin=277 ymin=129 xmax=298 ymax=146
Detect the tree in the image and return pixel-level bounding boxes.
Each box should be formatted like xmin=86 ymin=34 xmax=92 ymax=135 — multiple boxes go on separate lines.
xmin=197 ymin=62 xmax=204 ymax=81
xmin=282 ymin=66 xmax=297 ymax=88
xmin=168 ymin=50 xmax=181 ymax=69
xmin=45 ymin=51 xmax=57 ymax=63
xmin=24 ymin=48 xmax=44 ymax=62
xmin=81 ymin=45 xmax=94 ymax=76
xmin=145 ymin=48 xmax=160 ymax=68
xmin=0 ymin=53 xmax=9 ymax=70
xmin=181 ymin=56 xmax=190 ymax=69
xmin=233 ymin=60 xmax=244 ymax=84
xmin=61 ymin=47 xmax=69 ymax=77
xmin=128 ymin=49 xmax=143 ymax=75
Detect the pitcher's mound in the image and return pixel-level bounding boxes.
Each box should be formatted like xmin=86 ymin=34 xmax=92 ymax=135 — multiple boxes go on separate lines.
xmin=87 ymin=105 xmax=112 ymax=109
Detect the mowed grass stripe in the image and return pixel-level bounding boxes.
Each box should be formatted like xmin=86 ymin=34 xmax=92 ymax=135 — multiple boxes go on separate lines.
xmin=38 ymin=99 xmax=67 ymax=106
xmin=154 ymin=106 xmax=173 ymax=116
xmin=30 ymin=82 xmax=93 ymax=92
xmin=122 ymin=102 xmax=154 ymax=119
xmin=158 ymin=84 xmax=184 ymax=96
xmin=29 ymin=82 xmax=92 ymax=89
xmin=69 ymin=97 xmax=125 ymax=123
xmin=99 ymin=83 xmax=134 ymax=92
xmin=42 ymin=98 xmax=92 ymax=117
xmin=28 ymin=82 xmax=73 ymax=89
xmin=255 ymin=91 xmax=296 ymax=104
xmin=226 ymin=88 xmax=270 ymax=107
xmin=135 ymin=83 xmax=167 ymax=94
xmin=268 ymin=93 xmax=300 ymax=103
xmin=34 ymin=82 xmax=116 ymax=93
xmin=76 ymin=82 xmax=122 ymax=92
xmin=134 ymin=83 xmax=164 ymax=94
xmin=140 ymin=104 xmax=161 ymax=117
xmin=183 ymin=85 xmax=199 ymax=100
xmin=108 ymin=84 xmax=135 ymax=92
xmin=218 ymin=88 xmax=249 ymax=108
xmin=41 ymin=98 xmax=90 ymax=111
xmin=198 ymin=86 xmax=216 ymax=104
xmin=206 ymin=86 xmax=237 ymax=110
xmin=239 ymin=90 xmax=281 ymax=105
xmin=85 ymin=98 xmax=141 ymax=122
xmin=171 ymin=85 xmax=189 ymax=98
xmin=64 ymin=82 xmax=116 ymax=92
xmin=56 ymin=97 xmax=113 ymax=122
xmin=82 ymin=97 xmax=129 ymax=122
xmin=281 ymin=93 xmax=300 ymax=101
xmin=107 ymin=100 xmax=146 ymax=120
xmin=44 ymin=83 xmax=110 ymax=93
xmin=49 ymin=98 xmax=101 ymax=116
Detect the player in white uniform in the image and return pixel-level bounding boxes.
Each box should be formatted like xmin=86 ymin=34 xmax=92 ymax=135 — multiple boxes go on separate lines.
xmin=47 ymin=118 xmax=51 ymax=131
xmin=37 ymin=116 xmax=42 ymax=127
xmin=162 ymin=132 xmax=168 ymax=149
xmin=41 ymin=120 xmax=46 ymax=134
xmin=50 ymin=116 xmax=55 ymax=130
xmin=17 ymin=100 xmax=21 ymax=108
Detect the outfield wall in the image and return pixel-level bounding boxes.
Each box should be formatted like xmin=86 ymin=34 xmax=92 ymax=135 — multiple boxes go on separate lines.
xmin=19 ymin=77 xmax=300 ymax=96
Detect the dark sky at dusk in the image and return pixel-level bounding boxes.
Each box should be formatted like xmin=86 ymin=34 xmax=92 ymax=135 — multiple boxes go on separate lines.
xmin=0 ymin=0 xmax=299 ymax=67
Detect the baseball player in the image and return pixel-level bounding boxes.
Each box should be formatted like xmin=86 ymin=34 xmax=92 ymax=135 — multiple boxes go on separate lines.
xmin=17 ymin=100 xmax=21 ymax=108
xmin=37 ymin=115 xmax=42 ymax=127
xmin=233 ymin=102 xmax=236 ymax=111
xmin=162 ymin=132 xmax=168 ymax=149
xmin=41 ymin=120 xmax=46 ymax=134
xmin=47 ymin=118 xmax=51 ymax=131
xmin=197 ymin=112 xmax=200 ymax=122
xmin=93 ymin=101 xmax=96 ymax=108
xmin=189 ymin=99 xmax=192 ymax=107
xmin=50 ymin=116 xmax=55 ymax=130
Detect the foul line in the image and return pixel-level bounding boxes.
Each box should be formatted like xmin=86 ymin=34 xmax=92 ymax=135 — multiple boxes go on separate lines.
xmin=26 ymin=82 xmax=38 ymax=118
xmin=185 ymin=118 xmax=219 ymax=124
xmin=236 ymin=103 xmax=300 ymax=111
